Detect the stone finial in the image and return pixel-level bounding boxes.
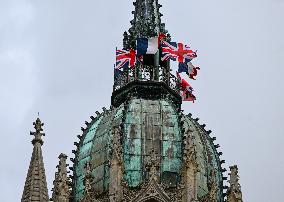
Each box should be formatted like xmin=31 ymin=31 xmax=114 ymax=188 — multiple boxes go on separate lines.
xmin=227 ymin=165 xmax=243 ymax=202
xmin=21 ymin=118 xmax=49 ymax=202
xmin=51 ymin=154 xmax=71 ymax=202
xmin=30 ymin=117 xmax=45 ymax=145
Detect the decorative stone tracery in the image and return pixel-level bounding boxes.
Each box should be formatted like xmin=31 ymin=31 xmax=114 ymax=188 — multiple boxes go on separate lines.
xmin=180 ymin=129 xmax=199 ymax=202
xmin=122 ymin=148 xmax=172 ymax=202
xmin=109 ymin=126 xmax=124 ymax=202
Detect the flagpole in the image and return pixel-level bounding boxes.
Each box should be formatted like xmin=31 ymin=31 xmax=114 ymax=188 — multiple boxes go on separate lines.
xmin=154 ymin=35 xmax=160 ymax=81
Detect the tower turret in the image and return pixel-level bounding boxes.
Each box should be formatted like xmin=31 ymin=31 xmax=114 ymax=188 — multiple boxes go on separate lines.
xmin=112 ymin=0 xmax=178 ymax=109
xmin=21 ymin=118 xmax=49 ymax=202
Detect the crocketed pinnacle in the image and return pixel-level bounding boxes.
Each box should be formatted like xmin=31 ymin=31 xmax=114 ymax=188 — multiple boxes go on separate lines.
xmin=123 ymin=0 xmax=168 ymax=49
xmin=51 ymin=154 xmax=71 ymax=202
xmin=227 ymin=165 xmax=243 ymax=202
xmin=21 ymin=118 xmax=49 ymax=202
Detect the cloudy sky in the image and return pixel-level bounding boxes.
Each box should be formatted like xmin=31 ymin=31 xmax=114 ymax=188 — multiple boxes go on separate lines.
xmin=0 ymin=0 xmax=283 ymax=201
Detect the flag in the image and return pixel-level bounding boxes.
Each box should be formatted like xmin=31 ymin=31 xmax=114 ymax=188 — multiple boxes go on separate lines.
xmin=182 ymin=90 xmax=196 ymax=102
xmin=177 ymin=72 xmax=196 ymax=102
xmin=158 ymin=33 xmax=167 ymax=47
xmin=116 ymin=48 xmax=136 ymax=69
xmin=162 ymin=41 xmax=197 ymax=62
xmin=178 ymin=59 xmax=200 ymax=80
xmin=137 ymin=37 xmax=159 ymax=56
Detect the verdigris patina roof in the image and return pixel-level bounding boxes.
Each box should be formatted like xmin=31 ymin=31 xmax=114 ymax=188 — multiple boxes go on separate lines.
xmin=72 ymin=98 xmax=225 ymax=201
xmin=71 ymin=0 xmax=226 ymax=201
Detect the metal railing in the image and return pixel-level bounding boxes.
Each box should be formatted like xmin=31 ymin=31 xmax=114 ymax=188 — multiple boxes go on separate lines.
xmin=114 ymin=65 xmax=180 ymax=94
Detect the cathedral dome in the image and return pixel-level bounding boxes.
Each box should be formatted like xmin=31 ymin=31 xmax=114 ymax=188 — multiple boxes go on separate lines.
xmin=70 ymin=0 xmax=228 ymax=201
xmin=21 ymin=1 xmax=243 ymax=202
xmin=73 ymin=97 xmax=225 ymax=201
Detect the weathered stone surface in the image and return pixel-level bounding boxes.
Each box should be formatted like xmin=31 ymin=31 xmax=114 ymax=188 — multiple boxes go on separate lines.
xmin=21 ymin=118 xmax=49 ymax=202
xmin=52 ymin=154 xmax=71 ymax=202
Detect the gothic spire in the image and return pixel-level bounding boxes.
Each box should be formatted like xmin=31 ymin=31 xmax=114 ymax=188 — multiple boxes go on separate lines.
xmin=51 ymin=154 xmax=71 ymax=202
xmin=21 ymin=118 xmax=49 ymax=202
xmin=124 ymin=0 xmax=168 ymax=49
xmin=227 ymin=165 xmax=243 ymax=202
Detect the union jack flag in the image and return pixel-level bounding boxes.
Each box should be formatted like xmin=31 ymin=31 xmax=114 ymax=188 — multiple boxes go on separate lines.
xmin=162 ymin=41 xmax=197 ymax=62
xmin=177 ymin=72 xmax=196 ymax=102
xmin=116 ymin=48 xmax=136 ymax=70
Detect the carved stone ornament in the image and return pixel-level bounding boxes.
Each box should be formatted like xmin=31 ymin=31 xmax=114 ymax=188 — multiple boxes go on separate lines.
xmin=51 ymin=154 xmax=71 ymax=202
xmin=227 ymin=166 xmax=243 ymax=202
xmin=110 ymin=126 xmax=124 ymax=165
xmin=122 ymin=148 xmax=172 ymax=202
xmin=182 ymin=129 xmax=199 ymax=171
xmin=208 ymin=170 xmax=218 ymax=202
xmin=80 ymin=162 xmax=98 ymax=202
xmin=109 ymin=126 xmax=124 ymax=202
xmin=178 ymin=128 xmax=200 ymax=202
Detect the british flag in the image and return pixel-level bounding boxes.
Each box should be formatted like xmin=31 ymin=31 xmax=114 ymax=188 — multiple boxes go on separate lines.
xmin=177 ymin=72 xmax=196 ymax=102
xmin=116 ymin=48 xmax=136 ymax=70
xmin=161 ymin=41 xmax=197 ymax=62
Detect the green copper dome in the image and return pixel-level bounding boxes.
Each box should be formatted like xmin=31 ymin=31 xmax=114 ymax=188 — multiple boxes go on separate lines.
xmin=72 ymin=1 xmax=225 ymax=201
xmin=73 ymin=98 xmax=224 ymax=201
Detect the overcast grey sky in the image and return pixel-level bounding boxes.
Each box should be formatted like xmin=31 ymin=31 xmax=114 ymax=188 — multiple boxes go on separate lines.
xmin=0 ymin=0 xmax=283 ymax=201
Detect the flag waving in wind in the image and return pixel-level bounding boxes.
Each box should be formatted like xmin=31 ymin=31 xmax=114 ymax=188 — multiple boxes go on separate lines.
xmin=178 ymin=59 xmax=200 ymax=80
xmin=137 ymin=37 xmax=159 ymax=56
xmin=136 ymin=33 xmax=167 ymax=56
xmin=177 ymin=72 xmax=196 ymax=102
xmin=116 ymin=48 xmax=136 ymax=70
xmin=162 ymin=41 xmax=197 ymax=62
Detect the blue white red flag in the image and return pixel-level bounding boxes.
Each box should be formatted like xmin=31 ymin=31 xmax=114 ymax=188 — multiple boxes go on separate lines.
xmin=137 ymin=37 xmax=159 ymax=56
xmin=178 ymin=59 xmax=200 ymax=80
xmin=177 ymin=72 xmax=196 ymax=102
xmin=116 ymin=49 xmax=136 ymax=70
xmin=162 ymin=41 xmax=197 ymax=62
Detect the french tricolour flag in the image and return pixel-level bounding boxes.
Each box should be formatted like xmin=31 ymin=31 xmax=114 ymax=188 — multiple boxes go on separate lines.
xmin=137 ymin=37 xmax=159 ymax=56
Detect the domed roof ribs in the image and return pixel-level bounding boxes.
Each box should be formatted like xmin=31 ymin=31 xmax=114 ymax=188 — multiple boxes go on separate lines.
xmin=124 ymin=0 xmax=167 ymax=49
xmin=21 ymin=118 xmax=49 ymax=202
